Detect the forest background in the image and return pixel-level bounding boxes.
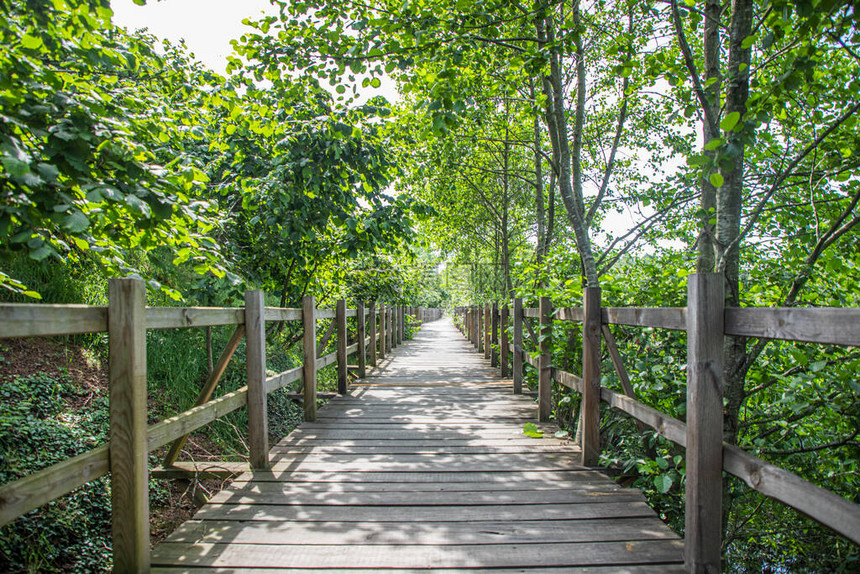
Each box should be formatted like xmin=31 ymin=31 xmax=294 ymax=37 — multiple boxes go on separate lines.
xmin=0 ymin=0 xmax=858 ymax=571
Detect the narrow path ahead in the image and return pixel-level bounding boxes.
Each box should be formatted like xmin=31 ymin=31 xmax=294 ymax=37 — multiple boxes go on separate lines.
xmin=153 ymin=317 xmax=684 ymax=572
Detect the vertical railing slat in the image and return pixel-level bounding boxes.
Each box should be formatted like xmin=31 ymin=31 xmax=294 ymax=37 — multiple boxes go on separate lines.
xmin=245 ymin=289 xmax=269 ymax=469
xmin=108 ymin=277 xmax=150 ymax=573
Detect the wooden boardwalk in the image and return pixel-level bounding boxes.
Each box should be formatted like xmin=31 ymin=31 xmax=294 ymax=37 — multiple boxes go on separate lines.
xmin=153 ymin=318 xmax=684 ymax=572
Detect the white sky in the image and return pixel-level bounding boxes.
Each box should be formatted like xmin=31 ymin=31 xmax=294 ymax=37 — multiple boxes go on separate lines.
xmin=109 ymin=0 xmax=398 ymax=103
xmin=110 ymin=0 xmax=276 ymax=75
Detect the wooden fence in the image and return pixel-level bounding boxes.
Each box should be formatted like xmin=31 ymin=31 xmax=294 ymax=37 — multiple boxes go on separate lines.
xmin=455 ymin=273 xmax=860 ymax=572
xmin=0 ymin=277 xmax=440 ymax=572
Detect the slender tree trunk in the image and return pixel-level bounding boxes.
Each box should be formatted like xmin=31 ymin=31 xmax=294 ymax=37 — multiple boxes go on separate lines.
xmin=537 ymin=9 xmax=599 ymax=287
xmin=717 ymin=0 xmax=754 ymax=546
xmin=698 ymin=0 xmax=721 ymax=273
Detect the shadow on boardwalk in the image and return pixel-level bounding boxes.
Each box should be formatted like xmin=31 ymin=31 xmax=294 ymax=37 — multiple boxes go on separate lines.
xmin=152 ymin=317 xmax=684 ymax=572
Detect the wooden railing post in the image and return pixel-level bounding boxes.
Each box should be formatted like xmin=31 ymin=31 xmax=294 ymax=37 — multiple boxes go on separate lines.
xmin=483 ymin=303 xmax=491 ymax=359
xmin=500 ymin=304 xmax=509 ymax=378
xmin=108 ymin=277 xmax=150 ymax=573
xmin=380 ymin=304 xmax=386 ymax=355
xmin=685 ymin=273 xmax=724 ymax=573
xmin=397 ymin=305 xmax=403 ymax=345
xmin=245 ymin=289 xmax=269 ymax=469
xmin=357 ymin=301 xmax=367 ymax=378
xmin=386 ymin=305 xmax=393 ymax=352
xmin=538 ymin=296 xmax=553 ymax=422
xmin=368 ymin=302 xmax=377 ymax=367
xmin=581 ymin=287 xmax=602 ymax=466
xmin=490 ymin=302 xmax=499 ymax=367
xmin=336 ymin=299 xmax=348 ymax=394
xmin=302 ymin=295 xmax=317 ymax=422
xmin=474 ymin=305 xmax=480 ymax=349
xmin=513 ymin=297 xmax=523 ymax=394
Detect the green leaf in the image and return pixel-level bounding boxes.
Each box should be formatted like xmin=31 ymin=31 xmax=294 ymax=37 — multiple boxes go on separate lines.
xmin=703 ymin=137 xmax=723 ymax=151
xmin=21 ymin=34 xmax=43 ymax=50
xmin=61 ymin=210 xmax=90 ymax=233
xmin=654 ymin=474 xmax=673 ymax=494
xmin=22 ymin=290 xmax=42 ymax=300
xmin=709 ymin=173 xmax=724 ymax=187
xmin=656 ymin=457 xmax=669 ymax=470
xmin=720 ymin=111 xmax=741 ymax=132
xmin=523 ymin=423 xmax=544 ymax=438
xmin=740 ymin=34 xmax=756 ymax=50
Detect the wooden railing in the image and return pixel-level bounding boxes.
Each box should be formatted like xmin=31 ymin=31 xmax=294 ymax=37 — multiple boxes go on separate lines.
xmin=0 ymin=277 xmax=441 ymax=572
xmin=454 ymin=273 xmax=860 ymax=572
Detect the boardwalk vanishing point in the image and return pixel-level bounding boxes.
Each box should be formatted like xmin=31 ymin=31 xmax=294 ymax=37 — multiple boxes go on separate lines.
xmin=152 ymin=316 xmax=684 ymax=572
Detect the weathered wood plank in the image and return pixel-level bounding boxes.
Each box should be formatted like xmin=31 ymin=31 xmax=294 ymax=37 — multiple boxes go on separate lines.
xmin=263 ymin=307 xmax=302 ymax=322
xmin=538 ymin=297 xmax=552 ymax=422
xmin=552 ymin=368 xmax=582 ymax=392
xmin=555 ymin=307 xmax=584 ymax=322
xmin=602 ymin=307 xmax=686 ymax=330
xmin=302 ymin=296 xmax=317 ymax=422
xmin=153 ymin=540 xmax=684 ymax=568
xmin=166 ymin=517 xmax=676 ymax=546
xmin=193 ymin=501 xmax=659 ymax=522
xmin=685 ymin=273 xmax=724 ymax=571
xmin=152 ymin=567 xmax=688 ymax=574
xmin=147 ymin=307 xmax=244 ymax=329
xmin=0 ymin=303 xmax=108 ymax=337
xmin=314 ymin=309 xmax=336 ymax=320
xmin=108 ymin=277 xmax=150 ymax=572
xmin=265 ymin=367 xmax=302 ymax=394
xmin=725 ymin=307 xmax=860 ymax=346
xmin=245 ymin=290 xmax=269 ymax=470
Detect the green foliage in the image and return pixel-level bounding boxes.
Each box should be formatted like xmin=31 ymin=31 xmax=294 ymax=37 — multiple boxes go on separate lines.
xmin=0 ymin=373 xmax=111 ymax=572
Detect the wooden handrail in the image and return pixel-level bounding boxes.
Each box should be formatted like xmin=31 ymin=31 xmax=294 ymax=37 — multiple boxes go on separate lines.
xmin=0 ymin=286 xmax=442 ymax=572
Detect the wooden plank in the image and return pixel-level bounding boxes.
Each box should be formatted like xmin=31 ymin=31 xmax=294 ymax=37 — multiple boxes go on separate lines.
xmin=513 ymin=298 xmax=523 ymax=393
xmin=368 ymin=302 xmax=377 ymax=367
xmin=523 ymin=307 xmax=540 ymax=318
xmin=556 ymin=307 xmax=584 ymax=322
xmin=600 ymin=388 xmax=687 ymax=447
xmin=264 ymin=367 xmax=302 ymax=394
xmin=484 ymin=303 xmax=491 ymax=358
xmin=723 ymin=445 xmax=860 ymax=545
xmin=150 ymin=387 xmax=249 ymax=452
xmin=685 ymin=273 xmax=724 ymax=571
xmin=346 ymin=342 xmax=358 ymax=355
xmin=206 ymin=484 xmax=643 ymax=506
xmin=152 ymin=540 xmax=684 ymax=568
xmin=581 ymin=287 xmax=602 ymax=467
xmin=601 ymin=307 xmax=686 ymax=330
xmin=269 ymin=445 xmax=579 ymax=455
xmin=345 ymin=308 xmax=357 ymax=318
xmin=0 ymin=445 xmax=109 ymax=527
xmin=538 ymin=296 xmax=552 ymax=422
xmin=245 ymin=290 xmax=269 ymax=470
xmin=108 ymin=277 xmax=150 ymax=572
xmin=725 ymin=307 xmax=860 ymax=346
xmin=165 ymin=517 xmax=678 ymax=546
xmin=315 ymin=351 xmax=337 ymax=370
xmin=193 ymin=501 xmax=659 ymax=523
xmin=491 ymin=301 xmax=499 ymax=367
xmin=263 ymin=307 xmax=302 ymax=322
xmin=152 ymin=566 xmax=688 ymax=574
xmin=231 ymin=469 xmax=613 ymax=484
xmin=163 ymin=325 xmax=245 ymax=466
xmin=315 ymin=309 xmax=336 ymax=320
xmin=146 ymin=307 xmax=244 ymax=329
xmin=336 ymin=299 xmax=348 ymax=394
xmin=0 ymin=303 xmax=108 ymax=337
xmin=552 ymin=368 xmax=582 ymax=392
xmin=302 ymin=296 xmax=317 ymax=422
xmin=357 ymin=301 xmax=367 ymax=378
xmin=500 ymin=304 xmax=509 ymax=378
